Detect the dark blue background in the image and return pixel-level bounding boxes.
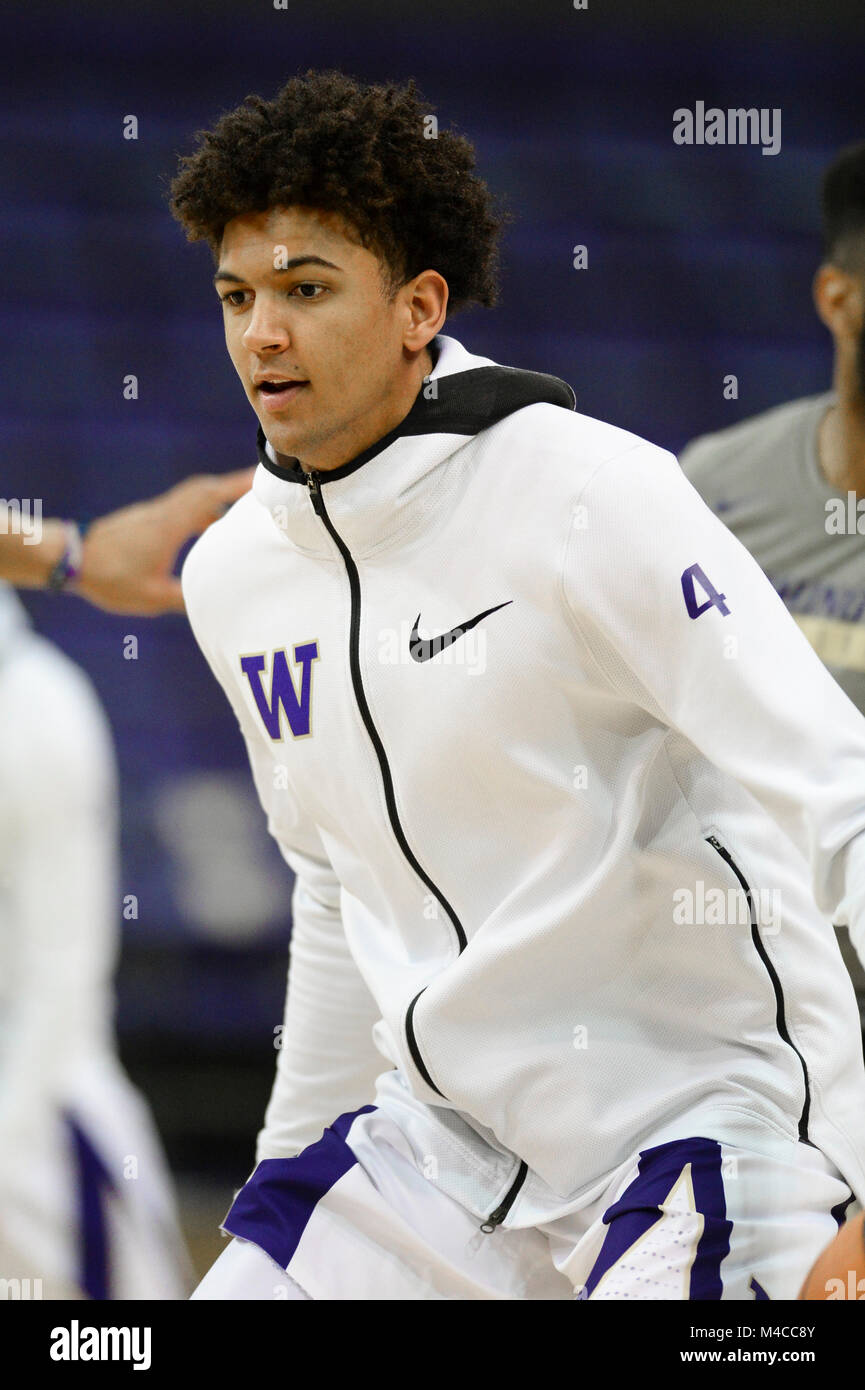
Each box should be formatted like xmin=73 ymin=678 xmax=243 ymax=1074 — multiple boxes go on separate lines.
xmin=3 ymin=0 xmax=863 ymax=1077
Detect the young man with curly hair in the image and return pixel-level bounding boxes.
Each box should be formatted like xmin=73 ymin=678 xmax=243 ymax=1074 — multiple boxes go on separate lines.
xmin=175 ymin=70 xmax=865 ymax=1301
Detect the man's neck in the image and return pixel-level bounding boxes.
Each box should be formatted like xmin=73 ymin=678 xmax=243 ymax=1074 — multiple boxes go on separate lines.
xmin=280 ymin=343 xmax=434 ymax=476
xmin=817 ymin=392 xmax=865 ymax=494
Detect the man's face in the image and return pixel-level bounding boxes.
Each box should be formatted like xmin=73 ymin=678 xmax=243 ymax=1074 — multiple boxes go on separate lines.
xmin=215 ymin=206 xmax=427 ymax=471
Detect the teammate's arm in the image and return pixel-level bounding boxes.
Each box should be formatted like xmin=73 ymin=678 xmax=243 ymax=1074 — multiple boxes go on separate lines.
xmin=1 ymin=469 xmax=253 ymax=615
xmin=0 ymin=518 xmax=70 ymax=588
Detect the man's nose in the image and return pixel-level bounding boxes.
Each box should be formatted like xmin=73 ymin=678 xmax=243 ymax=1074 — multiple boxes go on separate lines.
xmin=242 ymin=298 xmax=290 ymax=354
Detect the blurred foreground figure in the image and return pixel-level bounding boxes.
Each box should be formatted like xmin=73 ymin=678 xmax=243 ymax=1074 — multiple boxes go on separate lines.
xmin=0 ymin=584 xmax=191 ymax=1298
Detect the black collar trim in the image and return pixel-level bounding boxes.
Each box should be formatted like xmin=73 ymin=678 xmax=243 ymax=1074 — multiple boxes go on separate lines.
xmin=256 ymin=356 xmax=577 ymax=485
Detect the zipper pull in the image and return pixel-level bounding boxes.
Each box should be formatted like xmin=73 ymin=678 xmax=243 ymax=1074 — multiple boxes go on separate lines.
xmin=306 ymin=468 xmax=324 ymax=516
xmin=479 ymin=1159 xmax=528 ymax=1233
xmin=479 ymin=1207 xmax=505 ymax=1235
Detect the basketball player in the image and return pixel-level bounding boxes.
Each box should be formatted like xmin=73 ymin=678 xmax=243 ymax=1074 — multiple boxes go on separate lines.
xmin=172 ymin=71 xmax=865 ymax=1300
xmin=681 ymin=141 xmax=865 ymax=712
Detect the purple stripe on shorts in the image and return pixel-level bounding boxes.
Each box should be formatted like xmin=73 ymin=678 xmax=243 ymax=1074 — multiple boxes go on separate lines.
xmin=223 ymin=1106 xmax=376 ymax=1271
xmin=583 ymin=1136 xmax=733 ymax=1301
xmin=64 ymin=1112 xmax=114 ymax=1301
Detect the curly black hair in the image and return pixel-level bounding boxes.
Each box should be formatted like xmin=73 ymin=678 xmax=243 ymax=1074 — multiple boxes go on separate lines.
xmin=169 ymin=69 xmax=507 ymax=315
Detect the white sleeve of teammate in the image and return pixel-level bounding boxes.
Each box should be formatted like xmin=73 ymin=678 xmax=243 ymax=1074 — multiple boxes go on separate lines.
xmin=562 ymin=442 xmax=865 ymax=965
xmin=182 ymin=570 xmax=384 ymax=1162
xmin=0 ymin=639 xmax=118 ymax=1145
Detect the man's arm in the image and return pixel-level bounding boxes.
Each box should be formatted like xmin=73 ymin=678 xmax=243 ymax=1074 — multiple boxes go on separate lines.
xmin=232 ymin=733 xmax=386 ymax=1163
xmin=256 ymin=838 xmax=386 ymax=1162
xmin=562 ymin=441 xmax=865 ymax=962
xmin=1 ymin=469 xmax=253 ymax=614
xmin=0 ymin=518 xmax=69 ymax=588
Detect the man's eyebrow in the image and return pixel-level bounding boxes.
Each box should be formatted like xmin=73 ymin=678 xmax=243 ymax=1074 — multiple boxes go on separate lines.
xmin=213 ymin=256 xmax=342 ymax=284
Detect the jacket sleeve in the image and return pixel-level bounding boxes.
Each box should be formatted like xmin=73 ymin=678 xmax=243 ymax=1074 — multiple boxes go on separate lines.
xmin=181 ymin=551 xmax=384 ymax=1162
xmin=561 ymin=441 xmax=865 ymax=965
xmin=240 ymin=727 xmax=386 ymax=1161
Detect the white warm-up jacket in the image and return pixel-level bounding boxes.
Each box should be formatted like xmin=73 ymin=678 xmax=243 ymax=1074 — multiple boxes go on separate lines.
xmin=182 ymin=334 xmax=865 ymax=1227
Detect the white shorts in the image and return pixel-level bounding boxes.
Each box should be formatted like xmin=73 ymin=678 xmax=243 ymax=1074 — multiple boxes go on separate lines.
xmin=191 ymin=1104 xmax=853 ymax=1301
xmin=0 ymin=1056 xmax=192 ymax=1300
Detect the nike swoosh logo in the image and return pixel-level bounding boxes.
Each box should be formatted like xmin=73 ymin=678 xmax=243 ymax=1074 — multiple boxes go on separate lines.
xmin=409 ymin=601 xmax=513 ymax=663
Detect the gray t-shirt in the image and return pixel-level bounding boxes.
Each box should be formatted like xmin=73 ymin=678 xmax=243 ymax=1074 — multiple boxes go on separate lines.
xmin=679 ymin=391 xmax=865 ymax=712
xmin=680 ymin=393 xmax=865 ymax=1004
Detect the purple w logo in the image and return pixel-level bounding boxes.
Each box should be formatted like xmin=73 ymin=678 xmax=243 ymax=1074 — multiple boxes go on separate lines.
xmin=240 ymin=643 xmax=319 ymax=740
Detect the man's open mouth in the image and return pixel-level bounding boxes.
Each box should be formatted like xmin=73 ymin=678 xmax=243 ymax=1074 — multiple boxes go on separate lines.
xmin=257 ymin=380 xmax=308 ymax=395
xmin=256 ymin=380 xmax=309 ymax=410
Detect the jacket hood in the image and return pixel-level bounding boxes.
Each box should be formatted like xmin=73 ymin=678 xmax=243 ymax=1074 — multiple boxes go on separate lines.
xmin=251 ymin=333 xmax=576 ymax=558
xmin=255 ymin=333 xmax=575 ymax=486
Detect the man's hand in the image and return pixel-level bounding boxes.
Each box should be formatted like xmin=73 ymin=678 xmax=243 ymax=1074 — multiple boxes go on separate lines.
xmin=74 ymin=470 xmax=254 ymax=615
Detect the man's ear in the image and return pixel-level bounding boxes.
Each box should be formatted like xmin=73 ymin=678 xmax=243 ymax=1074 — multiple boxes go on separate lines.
xmin=813 ymin=262 xmax=864 ymax=341
xmin=402 ymin=269 xmax=448 ymax=353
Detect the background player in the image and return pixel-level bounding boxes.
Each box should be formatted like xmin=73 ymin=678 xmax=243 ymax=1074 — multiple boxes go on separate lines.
xmin=680 ymin=140 xmax=865 ymax=737
xmin=0 ymin=582 xmax=192 ymax=1298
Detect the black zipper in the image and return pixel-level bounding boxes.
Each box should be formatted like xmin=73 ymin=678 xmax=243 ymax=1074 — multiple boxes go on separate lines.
xmin=404 ymin=990 xmax=445 ymax=1097
xmin=306 ymin=469 xmax=465 ymax=1100
xmin=307 ymin=468 xmax=530 ymax=1220
xmin=705 ymin=834 xmax=811 ymax=1144
xmin=479 ymin=1161 xmax=529 ymax=1233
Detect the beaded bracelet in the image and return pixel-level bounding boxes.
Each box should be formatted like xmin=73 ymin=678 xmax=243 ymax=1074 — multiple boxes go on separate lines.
xmin=46 ymin=520 xmax=88 ymax=592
